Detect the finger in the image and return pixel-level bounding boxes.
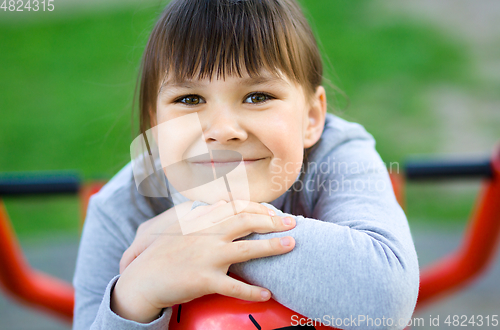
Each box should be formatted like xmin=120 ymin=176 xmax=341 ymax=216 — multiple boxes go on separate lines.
xmin=201 ymin=200 xmax=277 ymax=225
xmin=119 ymin=245 xmax=140 ymax=274
xmin=182 ymin=200 xmax=228 ymax=223
xmin=230 ymin=200 xmax=278 ymax=218
xmin=193 ymin=200 xmax=227 ymax=218
xmin=222 ymin=236 xmax=295 ymax=265
xmin=212 ymin=276 xmax=272 ymax=302
xmin=210 ymin=212 xmax=295 ymax=241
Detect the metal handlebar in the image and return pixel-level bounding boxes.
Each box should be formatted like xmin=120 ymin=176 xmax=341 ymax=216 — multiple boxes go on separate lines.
xmin=1 ymin=143 xmax=500 ymax=322
xmin=0 ymin=171 xmax=80 ymax=196
xmin=404 ymin=157 xmax=493 ymax=180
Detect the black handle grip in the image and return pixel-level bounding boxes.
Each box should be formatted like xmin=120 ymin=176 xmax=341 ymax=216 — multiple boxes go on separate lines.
xmin=404 ymin=157 xmax=493 ymax=180
xmin=0 ymin=171 xmax=81 ymax=196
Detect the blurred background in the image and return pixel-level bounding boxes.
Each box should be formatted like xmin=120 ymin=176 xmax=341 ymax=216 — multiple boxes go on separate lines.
xmin=1 ymin=0 xmax=499 ymax=329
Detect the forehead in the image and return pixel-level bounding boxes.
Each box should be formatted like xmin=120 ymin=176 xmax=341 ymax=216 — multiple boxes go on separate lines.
xmin=159 ymin=69 xmax=297 ymax=93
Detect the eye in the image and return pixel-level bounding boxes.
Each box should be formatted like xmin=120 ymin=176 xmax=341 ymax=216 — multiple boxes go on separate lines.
xmin=244 ymin=92 xmax=274 ymax=104
xmin=174 ymin=94 xmax=204 ymax=106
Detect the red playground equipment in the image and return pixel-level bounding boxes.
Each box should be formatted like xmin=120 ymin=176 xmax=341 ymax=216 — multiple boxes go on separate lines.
xmin=0 ymin=143 xmax=499 ymax=329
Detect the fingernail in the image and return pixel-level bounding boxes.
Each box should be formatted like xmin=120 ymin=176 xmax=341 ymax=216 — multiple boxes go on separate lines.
xmin=268 ymin=209 xmax=276 ymax=216
xmin=261 ymin=290 xmax=270 ymax=300
xmin=280 ymin=237 xmax=291 ymax=246
xmin=282 ymin=217 xmax=292 ymax=226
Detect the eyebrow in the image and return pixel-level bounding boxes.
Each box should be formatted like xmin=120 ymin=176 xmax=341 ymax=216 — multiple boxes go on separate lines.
xmin=159 ymin=76 xmax=289 ymax=95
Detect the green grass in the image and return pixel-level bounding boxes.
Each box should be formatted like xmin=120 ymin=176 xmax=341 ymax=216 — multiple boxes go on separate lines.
xmin=0 ymin=1 xmax=479 ymax=237
xmin=0 ymin=6 xmax=162 ymax=238
xmin=0 ymin=6 xmax=160 ymax=177
xmin=2 ymin=195 xmax=81 ymax=238
xmin=404 ymin=181 xmax=482 ymax=228
xmin=302 ymin=0 xmax=473 ymax=163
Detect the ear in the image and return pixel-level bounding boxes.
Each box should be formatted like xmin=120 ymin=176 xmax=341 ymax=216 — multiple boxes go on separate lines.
xmin=303 ymin=85 xmax=327 ymax=149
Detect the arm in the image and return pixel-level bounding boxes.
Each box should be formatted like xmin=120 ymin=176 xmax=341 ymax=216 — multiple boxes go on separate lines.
xmin=72 ymin=195 xmax=173 ymax=330
xmin=226 ymin=136 xmax=419 ymax=330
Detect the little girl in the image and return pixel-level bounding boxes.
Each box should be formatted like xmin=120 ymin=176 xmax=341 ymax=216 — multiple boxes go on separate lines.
xmin=72 ymin=0 xmax=419 ymax=329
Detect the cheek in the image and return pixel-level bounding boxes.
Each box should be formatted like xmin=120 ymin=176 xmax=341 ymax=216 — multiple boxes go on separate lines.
xmin=258 ymin=112 xmax=304 ymax=190
xmin=156 ymin=104 xmax=176 ymax=124
xmin=260 ymin=109 xmax=304 ymax=160
xmin=265 ymin=150 xmax=304 ymax=196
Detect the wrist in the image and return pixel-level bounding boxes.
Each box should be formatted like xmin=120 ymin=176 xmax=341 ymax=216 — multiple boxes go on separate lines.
xmin=110 ymin=276 xmax=163 ymax=323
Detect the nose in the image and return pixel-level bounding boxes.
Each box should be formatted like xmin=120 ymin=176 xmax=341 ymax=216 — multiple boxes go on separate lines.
xmin=202 ymin=107 xmax=247 ymax=144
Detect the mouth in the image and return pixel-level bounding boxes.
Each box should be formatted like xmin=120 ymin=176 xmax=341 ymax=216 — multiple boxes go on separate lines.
xmin=190 ymin=158 xmax=266 ymax=167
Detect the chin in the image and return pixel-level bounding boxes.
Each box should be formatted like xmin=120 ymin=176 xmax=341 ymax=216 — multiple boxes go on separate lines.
xmin=178 ymin=182 xmax=283 ymax=205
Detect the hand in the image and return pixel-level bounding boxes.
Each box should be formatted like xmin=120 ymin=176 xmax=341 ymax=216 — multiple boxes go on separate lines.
xmin=111 ymin=200 xmax=296 ymax=322
xmin=119 ymin=199 xmax=196 ymax=274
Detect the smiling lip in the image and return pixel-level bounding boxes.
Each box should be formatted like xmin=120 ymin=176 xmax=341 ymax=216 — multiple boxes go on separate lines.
xmin=190 ymin=158 xmax=265 ymax=166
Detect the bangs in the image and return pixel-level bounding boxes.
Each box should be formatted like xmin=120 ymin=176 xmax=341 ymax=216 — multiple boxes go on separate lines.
xmin=163 ymin=0 xmax=300 ymax=84
xmin=137 ymin=0 xmax=323 ymax=133
xmin=148 ymin=0 xmax=319 ymax=89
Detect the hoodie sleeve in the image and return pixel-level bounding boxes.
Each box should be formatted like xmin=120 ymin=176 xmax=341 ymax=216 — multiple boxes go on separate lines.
xmin=223 ymin=125 xmax=419 ymax=330
xmin=72 ymin=196 xmax=173 ymax=330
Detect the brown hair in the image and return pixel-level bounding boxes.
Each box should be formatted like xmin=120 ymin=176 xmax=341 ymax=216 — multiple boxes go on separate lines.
xmin=130 ymin=0 xmax=328 ymax=214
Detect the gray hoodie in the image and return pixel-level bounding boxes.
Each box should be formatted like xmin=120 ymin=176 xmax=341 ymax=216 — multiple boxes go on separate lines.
xmin=72 ymin=113 xmax=419 ymax=330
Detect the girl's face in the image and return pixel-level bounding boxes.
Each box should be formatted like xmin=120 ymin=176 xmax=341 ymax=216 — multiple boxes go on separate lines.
xmin=154 ymin=69 xmax=326 ymax=204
